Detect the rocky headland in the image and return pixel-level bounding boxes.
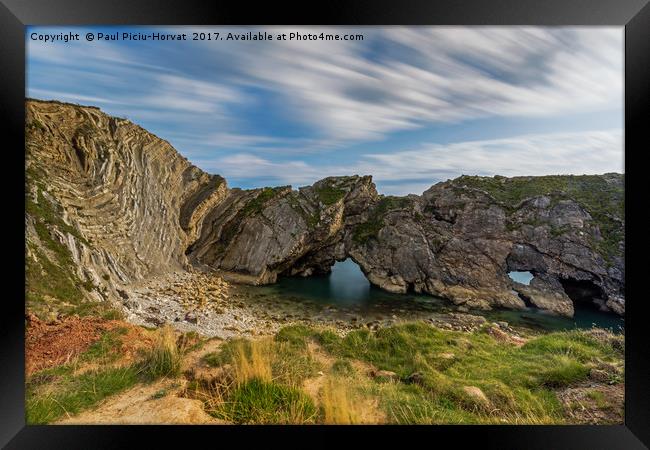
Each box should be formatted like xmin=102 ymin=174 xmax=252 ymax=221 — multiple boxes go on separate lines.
xmin=25 ymin=99 xmax=625 ymax=324
xmin=24 ymin=99 xmax=626 ymax=426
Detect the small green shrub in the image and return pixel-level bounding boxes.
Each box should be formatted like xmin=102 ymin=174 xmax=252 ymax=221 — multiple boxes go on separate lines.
xmin=536 ymin=357 xmax=590 ymax=387
xmin=274 ymin=324 xmax=314 ymax=349
xmin=314 ymin=185 xmax=347 ymax=205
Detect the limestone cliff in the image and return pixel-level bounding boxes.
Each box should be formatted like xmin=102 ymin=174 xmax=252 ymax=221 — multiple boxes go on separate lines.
xmin=25 ymin=100 xmax=625 ymax=319
xmin=25 ymin=99 xmax=224 ymax=317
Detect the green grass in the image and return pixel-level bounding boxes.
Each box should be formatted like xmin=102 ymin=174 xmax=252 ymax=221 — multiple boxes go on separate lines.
xmin=215 ymin=378 xmax=317 ymax=424
xmin=520 ymin=330 xmax=619 ymax=362
xmin=26 ymin=241 xmax=120 ymax=320
xmin=313 ymin=184 xmax=347 ymax=206
xmin=274 ymin=323 xmax=315 ymax=349
xmin=587 ymin=389 xmax=611 ymax=409
xmin=26 ymin=325 xmax=184 ymax=424
xmin=272 ymin=322 xmax=619 ymax=423
xmin=311 ymin=322 xmax=621 ymax=422
xmin=80 ymin=327 xmax=129 ymax=364
xmin=25 ymin=178 xmax=105 ymax=318
xmin=26 ymin=186 xmax=89 ymax=246
xmin=26 ymin=366 xmax=140 ymax=424
xmin=241 ymin=186 xmax=287 ymax=216
xmin=212 ymin=187 xmax=288 ymax=255
xmin=26 ymin=316 xmax=624 ymax=425
xmin=331 ymin=359 xmax=355 ymax=377
xmin=536 ymin=357 xmax=590 ymax=387
xmin=204 ymin=331 xmax=320 ymax=386
xmin=150 ymin=389 xmax=168 ymax=400
xmin=137 ymin=325 xmax=182 ymax=380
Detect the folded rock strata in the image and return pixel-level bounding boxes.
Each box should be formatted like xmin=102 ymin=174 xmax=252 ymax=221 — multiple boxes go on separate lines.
xmin=25 ymin=100 xmax=625 ymax=318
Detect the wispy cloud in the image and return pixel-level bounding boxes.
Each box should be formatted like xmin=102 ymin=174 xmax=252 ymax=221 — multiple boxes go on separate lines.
xmin=182 ymin=26 xmax=622 ymax=141
xmin=138 ymin=74 xmax=245 ymax=114
xmin=27 ymin=88 xmax=123 ymax=105
xmin=205 ymin=129 xmax=623 ymax=195
xmin=26 ymin=26 xmax=623 ymax=194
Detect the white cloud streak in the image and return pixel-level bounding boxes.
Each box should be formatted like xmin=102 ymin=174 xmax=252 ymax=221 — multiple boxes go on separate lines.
xmin=202 ymin=129 xmax=623 ymax=195
xmin=27 ymin=26 xmax=623 ymax=195
xmin=28 ymin=26 xmax=623 ymax=146
xmin=187 ymin=26 xmax=622 ymax=141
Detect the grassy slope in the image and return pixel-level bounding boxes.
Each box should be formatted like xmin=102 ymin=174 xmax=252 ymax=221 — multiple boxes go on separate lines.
xmin=27 ymin=320 xmax=624 ymax=424
xmin=26 ymin=325 xmax=183 ymax=424
xmin=196 ymin=322 xmax=624 ymax=424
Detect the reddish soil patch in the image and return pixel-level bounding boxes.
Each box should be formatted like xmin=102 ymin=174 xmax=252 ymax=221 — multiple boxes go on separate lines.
xmin=25 ymin=312 xmax=151 ymax=376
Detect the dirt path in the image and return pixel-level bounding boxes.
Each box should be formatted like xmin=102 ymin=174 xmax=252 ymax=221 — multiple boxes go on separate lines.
xmin=55 ymin=378 xmax=222 ymax=424
xmin=302 ymin=342 xmax=336 ymax=401
xmin=56 ymin=337 xmax=228 ymax=425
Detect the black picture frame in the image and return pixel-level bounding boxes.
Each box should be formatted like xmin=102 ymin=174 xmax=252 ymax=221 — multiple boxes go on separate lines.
xmin=2 ymin=1 xmax=649 ymax=448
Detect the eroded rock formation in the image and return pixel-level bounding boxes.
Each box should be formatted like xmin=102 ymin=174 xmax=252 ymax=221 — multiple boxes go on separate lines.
xmin=25 ymin=100 xmax=625 ymax=318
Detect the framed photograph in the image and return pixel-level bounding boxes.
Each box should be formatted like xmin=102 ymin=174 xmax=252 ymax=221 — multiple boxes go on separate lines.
xmin=2 ymin=0 xmax=649 ymax=447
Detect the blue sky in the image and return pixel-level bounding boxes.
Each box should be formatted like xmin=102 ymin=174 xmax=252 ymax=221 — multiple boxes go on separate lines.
xmin=26 ymin=26 xmax=623 ymax=195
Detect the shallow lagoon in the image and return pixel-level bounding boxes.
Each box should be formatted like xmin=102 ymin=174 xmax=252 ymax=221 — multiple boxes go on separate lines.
xmin=252 ymin=259 xmax=624 ymax=334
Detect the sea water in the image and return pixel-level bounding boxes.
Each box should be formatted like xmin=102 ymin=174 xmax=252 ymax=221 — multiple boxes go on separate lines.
xmin=262 ymin=259 xmax=624 ymax=333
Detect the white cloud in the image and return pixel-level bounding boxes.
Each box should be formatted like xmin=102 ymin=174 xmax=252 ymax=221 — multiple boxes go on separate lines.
xmin=197 ymin=153 xmax=324 ymax=186
xmin=359 ymin=129 xmax=623 ymax=182
xmin=26 ymin=88 xmax=123 ymax=105
xmin=181 ymin=26 xmax=623 ymax=142
xmin=138 ymin=74 xmax=244 ymax=114
xmin=27 ymin=26 xmax=624 ymax=189
xmin=28 ymin=26 xmax=623 ymax=145
xmin=201 ymin=129 xmax=623 ymax=195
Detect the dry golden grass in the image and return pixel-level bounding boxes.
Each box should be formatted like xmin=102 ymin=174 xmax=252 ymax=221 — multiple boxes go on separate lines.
xmin=320 ymin=378 xmax=360 ymax=424
xmin=231 ymin=338 xmax=273 ymax=384
xmin=139 ymin=325 xmax=181 ymax=380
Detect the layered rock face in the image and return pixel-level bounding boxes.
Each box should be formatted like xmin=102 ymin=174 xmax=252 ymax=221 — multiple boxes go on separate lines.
xmin=26 ymin=100 xmax=625 ymax=318
xmin=25 ymin=100 xmax=224 ymax=311
xmin=188 ymin=172 xmax=624 ymax=317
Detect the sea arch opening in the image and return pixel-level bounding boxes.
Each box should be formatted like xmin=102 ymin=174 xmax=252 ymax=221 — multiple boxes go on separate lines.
xmin=559 ymin=277 xmax=608 ymax=312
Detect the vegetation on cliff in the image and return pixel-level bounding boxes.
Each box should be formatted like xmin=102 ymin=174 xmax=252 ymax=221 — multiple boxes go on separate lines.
xmin=455 ymin=174 xmax=624 ymax=262
xmin=25 ymin=173 xmax=104 ymax=318
xmin=352 ymin=196 xmax=413 ymax=244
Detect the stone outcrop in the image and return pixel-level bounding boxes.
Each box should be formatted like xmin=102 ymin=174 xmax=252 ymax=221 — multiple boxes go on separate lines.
xmin=25 ymin=100 xmax=222 ymax=312
xmin=25 ymin=100 xmax=625 ymax=318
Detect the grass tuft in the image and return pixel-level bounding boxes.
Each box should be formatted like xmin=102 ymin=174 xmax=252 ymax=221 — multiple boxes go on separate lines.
xmin=232 ymin=339 xmax=273 ymax=384
xmin=218 ymin=378 xmax=317 ymax=424
xmin=138 ymin=325 xmax=181 ymax=380
xmin=320 ymin=377 xmax=360 ymax=424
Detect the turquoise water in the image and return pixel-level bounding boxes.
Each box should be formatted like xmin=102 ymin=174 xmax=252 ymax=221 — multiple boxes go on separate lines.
xmin=269 ymin=259 xmax=624 ymax=333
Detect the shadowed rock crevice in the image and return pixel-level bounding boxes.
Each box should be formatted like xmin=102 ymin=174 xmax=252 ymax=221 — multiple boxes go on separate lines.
xmin=560 ymin=278 xmax=609 ymax=312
